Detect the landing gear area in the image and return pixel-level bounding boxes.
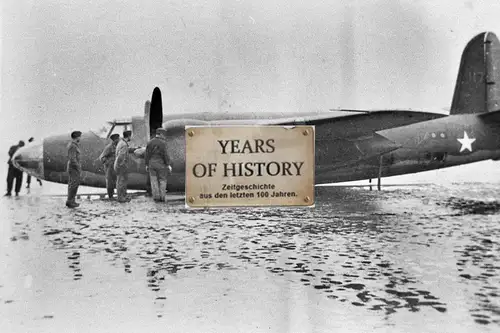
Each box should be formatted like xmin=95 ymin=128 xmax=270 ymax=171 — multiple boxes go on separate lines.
xmin=424 ymin=152 xmax=447 ymax=162
xmin=368 ymin=152 xmax=448 ymax=191
xmin=369 ymin=155 xmax=386 ymax=191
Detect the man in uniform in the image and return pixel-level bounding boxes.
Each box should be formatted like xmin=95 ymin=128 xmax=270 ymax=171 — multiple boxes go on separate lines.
xmin=5 ymin=140 xmax=25 ymax=196
xmin=99 ymin=133 xmax=120 ymax=199
xmin=144 ymin=129 xmax=156 ymax=197
xmin=145 ymin=128 xmax=172 ymax=202
xmin=66 ymin=131 xmax=82 ymax=208
xmin=26 ymin=137 xmax=43 ymax=188
xmin=114 ymin=130 xmax=133 ymax=203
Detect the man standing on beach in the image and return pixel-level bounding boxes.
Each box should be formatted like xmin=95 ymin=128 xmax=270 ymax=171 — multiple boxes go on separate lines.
xmin=66 ymin=131 xmax=82 ymax=208
xmin=145 ymin=128 xmax=172 ymax=202
xmin=114 ymin=130 xmax=133 ymax=203
xmin=5 ymin=140 xmax=25 ymax=196
xmin=99 ymin=133 xmax=120 ymax=199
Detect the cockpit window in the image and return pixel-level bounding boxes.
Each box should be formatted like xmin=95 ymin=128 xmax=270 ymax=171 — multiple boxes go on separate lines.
xmin=92 ymin=125 xmax=112 ymax=139
xmin=92 ymin=122 xmax=132 ymax=139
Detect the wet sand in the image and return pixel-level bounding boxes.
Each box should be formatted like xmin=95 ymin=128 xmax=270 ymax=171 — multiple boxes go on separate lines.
xmin=1 ymin=183 xmax=499 ymax=332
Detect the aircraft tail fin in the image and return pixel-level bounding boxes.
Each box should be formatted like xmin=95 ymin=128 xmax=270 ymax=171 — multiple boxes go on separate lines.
xmin=450 ymin=31 xmax=500 ymax=115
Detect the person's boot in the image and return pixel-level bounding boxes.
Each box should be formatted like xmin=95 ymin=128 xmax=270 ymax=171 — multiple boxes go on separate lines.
xmin=37 ymin=179 xmax=42 ymax=186
xmin=66 ymin=201 xmax=77 ymax=208
xmin=117 ymin=192 xmax=129 ymax=202
xmin=4 ymin=192 xmax=11 ymax=196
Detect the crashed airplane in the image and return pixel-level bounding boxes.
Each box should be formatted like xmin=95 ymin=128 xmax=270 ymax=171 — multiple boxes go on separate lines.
xmin=12 ymin=31 xmax=500 ymax=192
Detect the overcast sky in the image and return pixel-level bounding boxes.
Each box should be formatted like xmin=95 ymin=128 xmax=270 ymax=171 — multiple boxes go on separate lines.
xmin=1 ymin=0 xmax=500 ymax=184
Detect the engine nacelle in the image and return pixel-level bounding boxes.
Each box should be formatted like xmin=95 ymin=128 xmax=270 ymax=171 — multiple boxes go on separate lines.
xmin=162 ymin=119 xmax=209 ymax=172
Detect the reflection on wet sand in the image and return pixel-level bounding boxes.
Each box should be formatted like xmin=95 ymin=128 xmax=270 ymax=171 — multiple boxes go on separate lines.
xmin=2 ymin=184 xmax=500 ymax=331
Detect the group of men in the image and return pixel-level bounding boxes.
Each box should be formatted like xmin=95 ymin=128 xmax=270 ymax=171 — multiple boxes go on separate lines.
xmin=65 ymin=128 xmax=172 ymax=208
xmin=5 ymin=137 xmax=42 ymax=197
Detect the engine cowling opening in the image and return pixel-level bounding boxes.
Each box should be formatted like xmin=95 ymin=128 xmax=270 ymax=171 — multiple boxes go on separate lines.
xmin=162 ymin=119 xmax=209 ymax=172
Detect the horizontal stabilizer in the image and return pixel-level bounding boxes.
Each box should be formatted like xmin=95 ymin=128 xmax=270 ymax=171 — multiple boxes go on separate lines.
xmin=478 ymin=108 xmax=500 ymax=123
xmin=328 ymin=108 xmax=371 ymax=113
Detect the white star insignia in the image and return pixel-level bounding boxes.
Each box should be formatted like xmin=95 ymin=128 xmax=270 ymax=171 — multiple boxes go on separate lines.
xmin=457 ymin=131 xmax=476 ymax=153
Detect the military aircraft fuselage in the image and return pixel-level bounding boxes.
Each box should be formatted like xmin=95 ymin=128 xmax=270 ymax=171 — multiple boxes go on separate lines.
xmin=323 ymin=112 xmax=500 ymax=184
xmin=12 ymin=31 xmax=500 ymax=191
xmin=13 ymin=109 xmax=500 ymax=192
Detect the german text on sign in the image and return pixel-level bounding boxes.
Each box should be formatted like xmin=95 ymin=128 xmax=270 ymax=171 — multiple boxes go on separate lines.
xmin=185 ymin=125 xmax=315 ymax=208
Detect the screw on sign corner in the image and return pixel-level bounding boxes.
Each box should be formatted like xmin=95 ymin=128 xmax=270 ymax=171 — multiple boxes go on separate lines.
xmin=188 ymin=197 xmax=195 ymax=204
xmin=188 ymin=130 xmax=194 ymax=137
xmin=302 ymin=129 xmax=309 ymax=136
xmin=304 ymin=196 xmax=310 ymax=203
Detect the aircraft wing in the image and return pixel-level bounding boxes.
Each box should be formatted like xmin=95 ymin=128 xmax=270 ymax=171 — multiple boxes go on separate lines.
xmin=259 ymin=110 xmax=446 ymax=165
xmin=211 ymin=112 xmax=361 ymax=126
xmin=157 ymin=110 xmax=444 ymax=169
xmin=202 ymin=110 xmax=444 ymax=141
xmin=221 ymin=110 xmax=436 ymax=167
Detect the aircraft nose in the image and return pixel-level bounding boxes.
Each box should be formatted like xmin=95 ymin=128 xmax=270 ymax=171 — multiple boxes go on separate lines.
xmin=12 ymin=142 xmax=44 ymax=180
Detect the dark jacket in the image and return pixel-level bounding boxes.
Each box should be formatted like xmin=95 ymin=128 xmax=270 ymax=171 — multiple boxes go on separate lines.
xmin=7 ymin=145 xmax=20 ymax=166
xmin=99 ymin=142 xmax=117 ymax=168
xmin=145 ymin=137 xmax=171 ymax=169
xmin=67 ymin=141 xmax=81 ymax=171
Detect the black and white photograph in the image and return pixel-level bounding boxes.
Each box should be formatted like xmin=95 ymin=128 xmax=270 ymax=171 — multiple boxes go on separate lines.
xmin=1 ymin=0 xmax=500 ymax=332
